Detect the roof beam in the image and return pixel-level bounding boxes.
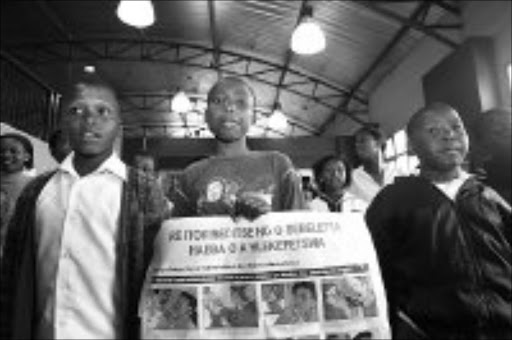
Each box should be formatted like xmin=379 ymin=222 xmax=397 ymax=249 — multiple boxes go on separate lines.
xmin=268 ymin=0 xmax=307 ymax=137
xmin=358 ymin=1 xmax=459 ymax=49
xmin=207 ymin=0 xmax=221 ymax=78
xmin=318 ymin=1 xmax=433 ymax=135
xmin=431 ymin=0 xmax=461 ymax=15
xmin=36 ymin=0 xmax=74 ymax=41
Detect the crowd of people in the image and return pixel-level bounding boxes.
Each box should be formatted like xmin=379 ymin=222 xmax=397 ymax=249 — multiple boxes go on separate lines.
xmin=0 ymin=73 xmax=510 ymax=339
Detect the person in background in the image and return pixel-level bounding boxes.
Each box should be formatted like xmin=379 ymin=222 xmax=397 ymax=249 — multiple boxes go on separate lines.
xmin=0 ymin=133 xmax=34 ymax=258
xmin=349 ymin=126 xmax=403 ymax=209
xmin=48 ymin=128 xmax=72 ymax=163
xmin=133 ymin=152 xmax=156 ymax=176
xmin=133 ymin=152 xmax=174 ymax=212
xmin=172 ymin=76 xmax=306 ymax=219
xmin=365 ymin=102 xmax=511 ymax=339
xmin=309 ymin=155 xmax=363 ymax=212
xmin=473 ymin=107 xmax=512 ymax=204
xmin=0 ymin=74 xmax=171 ymax=339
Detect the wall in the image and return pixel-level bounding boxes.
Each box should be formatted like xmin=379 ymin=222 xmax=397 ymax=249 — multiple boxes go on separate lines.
xmin=367 ymin=38 xmax=453 ymax=137
xmin=122 ymin=136 xmax=351 ymax=170
xmin=0 ymin=122 xmax=57 ymax=173
xmin=463 ymin=0 xmax=511 ymax=108
xmin=364 ymin=0 xmax=510 ymax=138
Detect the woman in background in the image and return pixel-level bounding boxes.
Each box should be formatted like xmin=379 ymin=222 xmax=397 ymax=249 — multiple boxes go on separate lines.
xmin=0 ymin=133 xmax=34 ymax=258
xmin=310 ymin=155 xmax=363 ymax=212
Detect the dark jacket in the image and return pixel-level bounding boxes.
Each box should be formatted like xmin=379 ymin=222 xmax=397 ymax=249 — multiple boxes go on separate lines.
xmin=366 ymin=176 xmax=511 ymax=339
xmin=0 ymin=168 xmax=171 ymax=339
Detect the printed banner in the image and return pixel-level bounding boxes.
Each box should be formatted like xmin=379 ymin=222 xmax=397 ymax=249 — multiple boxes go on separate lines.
xmin=140 ymin=212 xmax=390 ymax=339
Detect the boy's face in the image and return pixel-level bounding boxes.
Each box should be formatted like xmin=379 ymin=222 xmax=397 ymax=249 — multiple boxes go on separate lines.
xmin=0 ymin=137 xmax=30 ymax=173
xmin=206 ymin=78 xmax=254 ymax=143
xmin=293 ymin=287 xmax=315 ymax=311
xmin=410 ymin=108 xmax=469 ymax=172
xmin=134 ymin=155 xmax=155 ymax=173
xmin=63 ymin=84 xmax=120 ymax=158
xmin=355 ymin=132 xmax=380 ymax=161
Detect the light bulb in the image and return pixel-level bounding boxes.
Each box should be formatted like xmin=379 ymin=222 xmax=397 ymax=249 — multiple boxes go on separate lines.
xmin=84 ymin=65 xmax=95 ymax=73
xmin=117 ymin=0 xmax=155 ymax=28
xmin=291 ymin=19 xmax=326 ymax=55
xmin=268 ymin=108 xmax=288 ymax=131
xmin=171 ymin=91 xmax=192 ymax=113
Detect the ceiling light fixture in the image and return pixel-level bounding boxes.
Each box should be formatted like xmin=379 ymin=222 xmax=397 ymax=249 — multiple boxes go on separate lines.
xmin=116 ymin=0 xmax=155 ymax=28
xmin=84 ymin=65 xmax=96 ymax=73
xmin=171 ymin=90 xmax=192 ymax=113
xmin=268 ymin=103 xmax=288 ymax=131
xmin=291 ymin=5 xmax=326 ymax=55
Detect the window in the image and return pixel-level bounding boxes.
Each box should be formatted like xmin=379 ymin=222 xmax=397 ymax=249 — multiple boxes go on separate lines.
xmin=384 ymin=129 xmax=419 ymax=175
xmin=508 ymin=63 xmax=511 ymax=90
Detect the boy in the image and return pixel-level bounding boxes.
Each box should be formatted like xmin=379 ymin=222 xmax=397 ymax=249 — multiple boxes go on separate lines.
xmin=0 ymin=75 xmax=171 ymax=339
xmin=172 ymin=76 xmax=305 ymax=218
xmin=366 ymin=102 xmax=511 ymax=339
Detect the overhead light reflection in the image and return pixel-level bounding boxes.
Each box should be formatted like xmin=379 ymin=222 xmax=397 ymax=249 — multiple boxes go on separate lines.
xmin=268 ymin=104 xmax=288 ymax=131
xmin=291 ymin=5 xmax=326 ymax=55
xmin=171 ymin=91 xmax=192 ymax=113
xmin=116 ymin=0 xmax=155 ymax=28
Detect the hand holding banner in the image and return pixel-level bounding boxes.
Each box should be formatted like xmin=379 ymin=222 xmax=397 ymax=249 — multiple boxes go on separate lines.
xmin=140 ymin=211 xmax=390 ymax=339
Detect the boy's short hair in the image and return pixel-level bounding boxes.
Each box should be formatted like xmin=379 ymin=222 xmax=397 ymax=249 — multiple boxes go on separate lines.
xmin=61 ymin=73 xmax=120 ymax=113
xmin=406 ymin=102 xmax=457 ymax=138
xmin=0 ymin=133 xmax=34 ymax=169
xmin=292 ymin=281 xmax=316 ymax=300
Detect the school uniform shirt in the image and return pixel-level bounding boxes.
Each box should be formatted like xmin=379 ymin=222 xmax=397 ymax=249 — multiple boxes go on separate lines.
xmin=432 ymin=171 xmax=471 ymax=201
xmin=173 ymin=151 xmax=306 ymax=217
xmin=34 ymin=152 xmax=126 ymax=339
xmin=308 ymin=191 xmax=366 ymax=213
xmin=348 ymin=163 xmax=404 ymax=209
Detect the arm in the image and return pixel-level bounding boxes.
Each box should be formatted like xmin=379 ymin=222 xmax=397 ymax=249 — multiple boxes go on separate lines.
xmin=275 ymin=153 xmax=307 ymax=211
xmin=365 ymin=187 xmax=399 ymax=328
xmin=483 ymin=186 xmax=511 ymax=245
xmin=170 ymin=172 xmax=196 ymax=217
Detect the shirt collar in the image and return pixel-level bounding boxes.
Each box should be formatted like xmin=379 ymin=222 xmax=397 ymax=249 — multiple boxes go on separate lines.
xmin=59 ymin=152 xmax=127 ymax=181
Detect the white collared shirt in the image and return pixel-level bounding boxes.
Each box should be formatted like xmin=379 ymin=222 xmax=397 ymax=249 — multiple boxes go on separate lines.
xmin=348 ymin=163 xmax=404 ymax=209
xmin=433 ymin=171 xmax=471 ymax=201
xmin=34 ymin=152 xmax=127 ymax=339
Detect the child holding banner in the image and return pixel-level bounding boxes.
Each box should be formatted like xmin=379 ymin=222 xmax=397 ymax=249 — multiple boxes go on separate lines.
xmin=366 ymin=102 xmax=512 ymax=339
xmin=172 ymin=76 xmax=306 ymax=219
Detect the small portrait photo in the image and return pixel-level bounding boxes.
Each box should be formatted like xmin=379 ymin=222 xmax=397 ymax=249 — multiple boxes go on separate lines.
xmin=326 ymin=329 xmax=374 ymax=340
xmin=322 ymin=275 xmax=377 ymax=321
xmin=203 ymin=284 xmax=259 ymax=328
xmin=145 ymin=287 xmax=198 ymax=330
xmin=271 ymin=281 xmax=319 ymax=325
xmin=261 ymin=283 xmax=286 ymax=315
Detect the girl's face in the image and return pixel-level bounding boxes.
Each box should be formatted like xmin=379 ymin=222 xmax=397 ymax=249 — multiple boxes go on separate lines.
xmin=206 ymin=78 xmax=254 ymax=143
xmin=320 ymin=159 xmax=347 ymax=193
xmin=0 ymin=137 xmax=30 ymax=174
